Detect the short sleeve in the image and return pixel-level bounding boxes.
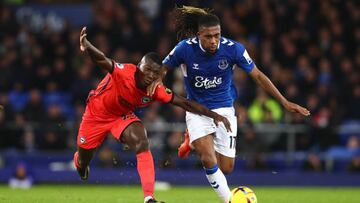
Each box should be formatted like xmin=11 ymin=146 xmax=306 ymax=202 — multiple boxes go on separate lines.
xmin=152 ymin=85 xmax=174 ymax=103
xmin=111 ymin=62 xmax=130 ymax=81
xmin=163 ymin=41 xmax=186 ymax=68
xmin=234 ymin=43 xmax=255 ymax=73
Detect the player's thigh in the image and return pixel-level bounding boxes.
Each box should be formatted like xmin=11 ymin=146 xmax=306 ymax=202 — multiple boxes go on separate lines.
xmin=192 ymin=134 xmax=218 ymax=167
xmin=110 ymin=113 xmax=147 ymax=150
xmin=186 ymin=111 xmax=216 ymax=145
xmin=212 ymin=107 xmax=238 ymax=173
xmin=192 ymin=134 xmax=216 ymax=155
xmin=213 ymin=124 xmax=237 ymax=159
xmin=77 ymin=119 xmax=109 ymax=150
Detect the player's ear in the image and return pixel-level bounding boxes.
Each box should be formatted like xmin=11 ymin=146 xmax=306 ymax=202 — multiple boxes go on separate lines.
xmin=137 ymin=62 xmax=145 ymax=72
xmin=137 ymin=60 xmax=142 ymax=69
xmin=138 ymin=56 xmax=148 ymax=70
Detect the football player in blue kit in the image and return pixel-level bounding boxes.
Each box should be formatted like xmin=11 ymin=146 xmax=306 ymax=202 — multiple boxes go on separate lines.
xmin=149 ymin=6 xmax=310 ymax=203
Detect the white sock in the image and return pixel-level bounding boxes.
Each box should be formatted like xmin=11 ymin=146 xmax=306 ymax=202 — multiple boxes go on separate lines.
xmin=205 ymin=165 xmax=232 ymax=203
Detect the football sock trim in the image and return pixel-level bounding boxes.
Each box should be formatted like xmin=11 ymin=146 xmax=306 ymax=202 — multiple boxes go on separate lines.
xmin=205 ymin=164 xmax=219 ymax=175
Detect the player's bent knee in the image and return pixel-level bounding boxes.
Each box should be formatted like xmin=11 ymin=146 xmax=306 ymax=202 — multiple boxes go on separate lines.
xmin=219 ymin=159 xmax=235 ymax=174
xmin=200 ymin=153 xmax=217 ymax=168
xmin=135 ymin=138 xmax=149 ymax=153
xmin=221 ymin=164 xmax=234 ymax=174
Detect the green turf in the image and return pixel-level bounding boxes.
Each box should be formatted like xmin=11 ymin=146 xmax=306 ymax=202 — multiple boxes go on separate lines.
xmin=0 ymin=185 xmax=360 ymax=203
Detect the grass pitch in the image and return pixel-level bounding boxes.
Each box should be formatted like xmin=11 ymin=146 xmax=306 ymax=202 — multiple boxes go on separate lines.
xmin=0 ymin=185 xmax=360 ymax=203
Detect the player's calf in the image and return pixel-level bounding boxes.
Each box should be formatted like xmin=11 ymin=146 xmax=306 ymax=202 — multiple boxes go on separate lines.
xmin=135 ymin=138 xmax=150 ymax=154
xmin=219 ymin=163 xmax=234 ymax=174
xmin=73 ymin=151 xmax=90 ymax=180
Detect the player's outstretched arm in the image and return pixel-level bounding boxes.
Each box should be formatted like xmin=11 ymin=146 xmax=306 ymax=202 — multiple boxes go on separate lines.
xmin=249 ymin=66 xmax=311 ymax=116
xmin=171 ymin=94 xmax=232 ymax=132
xmin=79 ymin=27 xmax=113 ymax=72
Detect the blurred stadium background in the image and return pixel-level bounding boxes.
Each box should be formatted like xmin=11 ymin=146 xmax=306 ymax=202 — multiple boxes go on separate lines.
xmin=0 ymin=0 xmax=360 ymax=201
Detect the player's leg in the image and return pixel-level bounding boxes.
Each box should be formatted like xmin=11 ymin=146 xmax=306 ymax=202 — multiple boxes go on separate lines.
xmin=213 ymin=129 xmax=236 ymax=174
xmin=120 ymin=122 xmax=154 ymax=200
xmin=120 ymin=122 xmax=149 ymax=153
xmin=216 ymin=153 xmax=235 ymax=174
xmin=74 ymin=147 xmax=96 ymax=180
xmin=186 ymin=109 xmax=232 ymax=203
xmin=74 ymin=117 xmax=109 ymax=180
xmin=192 ymin=134 xmax=217 ymax=167
xmin=192 ymin=134 xmax=232 ymax=203
xmin=111 ymin=114 xmax=164 ymax=203
xmin=213 ymin=107 xmax=238 ymax=174
xmin=179 ymin=107 xmax=237 ymax=163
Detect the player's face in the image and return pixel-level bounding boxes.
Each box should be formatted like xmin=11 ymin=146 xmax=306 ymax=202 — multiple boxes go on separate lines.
xmin=197 ymin=25 xmax=221 ymax=54
xmin=138 ymin=59 xmax=162 ymax=87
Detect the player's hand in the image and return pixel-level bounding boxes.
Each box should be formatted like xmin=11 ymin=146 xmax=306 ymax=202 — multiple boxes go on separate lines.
xmin=79 ymin=26 xmax=88 ymax=52
xmin=147 ymin=78 xmax=163 ymax=96
xmin=283 ymin=100 xmax=311 ymax=116
xmin=213 ymin=114 xmax=232 ymax=132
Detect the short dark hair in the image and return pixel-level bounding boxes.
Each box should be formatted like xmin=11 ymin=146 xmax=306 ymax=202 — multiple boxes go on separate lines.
xmin=144 ymin=52 xmax=162 ymax=66
xmin=198 ymin=14 xmax=220 ymax=29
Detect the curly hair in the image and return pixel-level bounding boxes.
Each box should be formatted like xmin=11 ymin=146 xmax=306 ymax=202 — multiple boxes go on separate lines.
xmin=172 ymin=6 xmax=220 ymax=40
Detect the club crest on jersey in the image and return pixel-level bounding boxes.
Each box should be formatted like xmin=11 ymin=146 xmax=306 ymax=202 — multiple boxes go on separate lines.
xmin=218 ymin=59 xmax=229 ymax=70
xmin=141 ymin=96 xmax=152 ymax=104
xmin=79 ymin=136 xmax=86 ymax=144
xmin=116 ymin=63 xmax=124 ymax=69
xmin=165 ymin=88 xmax=172 ymax=94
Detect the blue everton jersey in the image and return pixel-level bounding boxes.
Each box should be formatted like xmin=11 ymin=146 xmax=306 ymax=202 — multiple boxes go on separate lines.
xmin=163 ymin=37 xmax=255 ymax=109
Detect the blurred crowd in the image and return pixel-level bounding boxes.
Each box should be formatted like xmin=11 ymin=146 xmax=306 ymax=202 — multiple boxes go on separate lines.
xmin=0 ymin=0 xmax=359 ymax=171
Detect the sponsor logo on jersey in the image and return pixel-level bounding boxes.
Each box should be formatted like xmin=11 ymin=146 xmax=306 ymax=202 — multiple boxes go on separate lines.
xmin=194 ymin=76 xmax=222 ymax=89
xmin=118 ymin=96 xmax=133 ymax=108
xmin=141 ymin=96 xmax=152 ymax=104
xmin=192 ymin=63 xmax=199 ymax=70
xmin=218 ymin=59 xmax=229 ymax=70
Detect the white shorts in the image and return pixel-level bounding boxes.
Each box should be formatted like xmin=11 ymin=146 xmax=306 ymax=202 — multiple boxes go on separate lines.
xmin=185 ymin=107 xmax=238 ymax=158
